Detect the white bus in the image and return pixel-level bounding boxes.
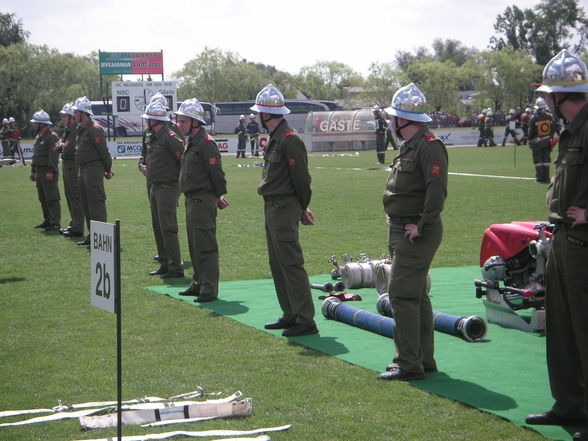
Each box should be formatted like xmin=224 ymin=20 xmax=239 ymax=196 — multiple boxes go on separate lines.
xmin=212 ymin=99 xmax=341 ymax=134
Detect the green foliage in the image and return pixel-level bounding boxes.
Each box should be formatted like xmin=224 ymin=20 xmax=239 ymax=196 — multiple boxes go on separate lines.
xmin=295 ymin=60 xmax=363 ymax=101
xmin=490 ymin=0 xmax=588 ymax=64
xmin=464 ymin=48 xmax=541 ymax=111
xmin=174 ymin=47 xmax=297 ymax=103
xmin=0 ymin=12 xmax=29 ymax=46
xmin=0 ymin=147 xmax=550 ymax=441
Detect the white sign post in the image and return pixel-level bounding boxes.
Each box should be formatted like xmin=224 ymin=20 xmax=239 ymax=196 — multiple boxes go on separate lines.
xmin=90 ymin=219 xmax=123 ymax=441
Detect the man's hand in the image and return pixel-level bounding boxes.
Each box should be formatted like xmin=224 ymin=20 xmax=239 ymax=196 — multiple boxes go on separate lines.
xmin=139 ymin=164 xmax=148 ymax=177
xmin=105 ymin=170 xmax=114 ymax=180
xmin=404 ymin=223 xmax=421 ymax=244
xmin=29 ymin=172 xmax=36 ymax=182
xmin=567 ymin=206 xmax=587 ymax=227
xmin=45 ymin=172 xmax=54 ymax=182
xmin=301 ymin=208 xmax=315 ymax=226
xmin=217 ymin=196 xmax=229 ymax=209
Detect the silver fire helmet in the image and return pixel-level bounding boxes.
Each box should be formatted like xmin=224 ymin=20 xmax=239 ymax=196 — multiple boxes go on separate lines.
xmin=536 ymin=49 xmax=588 ymax=94
xmin=250 ymin=84 xmax=290 ymax=115
xmin=174 ymin=98 xmax=206 ymax=124
xmin=385 ymin=83 xmax=432 ymax=123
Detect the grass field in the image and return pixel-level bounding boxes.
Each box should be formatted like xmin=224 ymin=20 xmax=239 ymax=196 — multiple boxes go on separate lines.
xmin=0 ymin=144 xmax=552 ymax=441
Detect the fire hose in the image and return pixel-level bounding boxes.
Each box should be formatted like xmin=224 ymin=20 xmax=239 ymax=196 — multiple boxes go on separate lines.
xmin=309 ymin=281 xmax=345 ymax=293
xmin=376 ymin=294 xmax=487 ymax=342
xmin=321 ymin=296 xmax=486 ymax=342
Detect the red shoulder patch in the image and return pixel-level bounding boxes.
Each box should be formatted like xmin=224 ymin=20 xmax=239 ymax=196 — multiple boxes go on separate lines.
xmin=168 ymin=131 xmax=175 ymax=136
xmin=284 ymin=131 xmax=293 ymax=136
xmin=426 ymin=134 xmax=438 ymax=142
xmin=92 ymin=123 xmax=97 ymax=128
xmin=209 ymin=156 xmax=217 ymax=166
xmin=94 ymin=136 xmax=102 ymax=144
xmin=175 ymin=150 xmax=182 ymax=159
xmin=431 ymin=165 xmax=441 ymax=176
xmin=288 ymin=155 xmax=296 ymax=168
xmin=205 ymin=135 xmax=214 ymax=141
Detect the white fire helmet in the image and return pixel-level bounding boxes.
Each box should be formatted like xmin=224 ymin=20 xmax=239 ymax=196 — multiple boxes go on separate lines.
xmin=385 ymin=83 xmax=432 ymax=123
xmin=250 ymin=84 xmax=290 ymax=115
xmin=150 ymin=92 xmax=169 ymax=109
xmin=482 ymin=256 xmax=506 ymax=281
xmin=30 ymin=109 xmax=52 ymax=125
xmin=141 ymin=101 xmax=170 ymax=122
xmin=525 ymin=107 xmax=532 ymax=113
xmin=239 ymin=114 xmax=245 ymax=120
xmin=249 ymin=113 xmax=256 ymax=119
xmin=60 ymin=103 xmax=75 ymax=116
xmin=486 ymin=109 xmax=493 ymax=116
xmin=174 ymin=98 xmax=206 ymax=124
xmin=535 ymin=97 xmax=548 ymax=109
xmin=509 ymin=109 xmax=515 ymax=114
xmin=72 ymin=96 xmax=93 ymax=116
xmin=8 ymin=117 xmax=14 ymax=123
xmin=2 ymin=118 xmax=7 ymax=124
xmin=536 ymin=49 xmax=588 ymax=94
xmin=372 ymin=105 xmax=381 ymax=113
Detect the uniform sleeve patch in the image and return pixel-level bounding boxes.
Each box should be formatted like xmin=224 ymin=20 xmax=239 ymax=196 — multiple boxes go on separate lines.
xmin=175 ymin=150 xmax=182 ymax=159
xmin=429 ymin=159 xmax=443 ymax=177
xmin=288 ymin=155 xmax=296 ymax=168
xmin=284 ymin=131 xmax=293 ymax=136
xmin=94 ymin=136 xmax=102 ymax=144
xmin=209 ymin=156 xmax=217 ymax=165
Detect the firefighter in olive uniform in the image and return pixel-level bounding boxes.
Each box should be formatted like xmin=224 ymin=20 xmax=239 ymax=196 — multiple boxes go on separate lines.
xmin=484 ymin=108 xmax=497 ymax=146
xmin=235 ymin=115 xmax=247 ymax=158
xmin=72 ymin=96 xmax=113 ymax=246
xmin=57 ymin=103 xmax=84 ymax=237
xmin=374 ymin=105 xmax=388 ymax=164
xmin=30 ymin=110 xmax=61 ymax=231
xmin=139 ymin=92 xmax=184 ymax=264
xmin=175 ymin=98 xmax=228 ymax=302
xmin=378 ymin=83 xmax=448 ymax=381
xmin=0 ymin=118 xmax=10 ymax=158
xmin=252 ymin=84 xmax=318 ymax=337
xmin=141 ymin=101 xmax=185 ymax=279
xmin=526 ymin=50 xmax=588 ymax=441
xmin=528 ymin=97 xmax=556 ymax=183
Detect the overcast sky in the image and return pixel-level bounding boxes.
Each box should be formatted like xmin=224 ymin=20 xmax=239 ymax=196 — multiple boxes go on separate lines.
xmin=4 ymin=0 xmax=544 ymax=79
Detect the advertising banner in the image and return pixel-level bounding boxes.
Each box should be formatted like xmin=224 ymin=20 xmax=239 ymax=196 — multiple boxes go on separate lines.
xmin=99 ymin=52 xmax=164 ymax=75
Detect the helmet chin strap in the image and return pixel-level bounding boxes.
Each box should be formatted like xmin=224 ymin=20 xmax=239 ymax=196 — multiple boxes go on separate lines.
xmin=552 ymin=92 xmax=570 ymax=121
xmin=260 ymin=112 xmax=280 ymax=131
xmin=394 ymin=116 xmax=413 ymax=140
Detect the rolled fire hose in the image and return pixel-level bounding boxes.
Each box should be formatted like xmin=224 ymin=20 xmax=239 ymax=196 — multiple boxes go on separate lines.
xmin=376 ymin=294 xmax=487 ymax=342
xmin=322 ymin=296 xmax=486 ymax=342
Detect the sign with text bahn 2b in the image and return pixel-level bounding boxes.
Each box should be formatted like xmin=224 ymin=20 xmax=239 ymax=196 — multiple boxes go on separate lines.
xmin=90 ymin=220 xmax=118 ymax=314
xmin=99 ymin=51 xmax=164 ymax=75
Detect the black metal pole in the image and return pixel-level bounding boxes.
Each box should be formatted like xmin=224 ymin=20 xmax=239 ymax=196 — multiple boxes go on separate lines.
xmin=115 ymin=219 xmax=122 ymax=441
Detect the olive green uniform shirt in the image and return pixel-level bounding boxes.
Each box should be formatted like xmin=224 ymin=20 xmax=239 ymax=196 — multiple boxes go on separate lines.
xmin=548 ymin=102 xmax=588 ymax=238
xmin=179 ymin=128 xmax=227 ymax=197
xmin=144 ymin=127 xmax=184 ymax=184
xmin=383 ymin=126 xmax=448 ymax=234
xmin=75 ymin=120 xmax=112 ymax=170
xmin=60 ymin=124 xmax=78 ymax=162
xmin=257 ymin=120 xmax=311 ymax=209
xmin=32 ymin=128 xmax=60 ymax=173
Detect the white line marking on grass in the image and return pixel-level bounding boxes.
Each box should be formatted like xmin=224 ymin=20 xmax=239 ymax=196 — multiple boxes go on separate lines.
xmin=449 ymin=172 xmax=535 ymax=180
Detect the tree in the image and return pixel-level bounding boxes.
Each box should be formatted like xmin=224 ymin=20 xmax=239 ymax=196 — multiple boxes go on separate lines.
xmin=431 ymin=38 xmax=478 ymax=67
xmin=406 ymin=60 xmax=460 ymax=112
xmin=490 ymin=0 xmax=588 ymax=64
xmin=465 ymin=48 xmax=541 ymax=111
xmin=295 ymin=61 xmax=363 ymax=101
xmin=361 ymin=62 xmax=406 ymax=108
xmin=0 ymin=12 xmax=29 ymax=46
xmin=174 ymin=47 xmax=292 ymax=103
